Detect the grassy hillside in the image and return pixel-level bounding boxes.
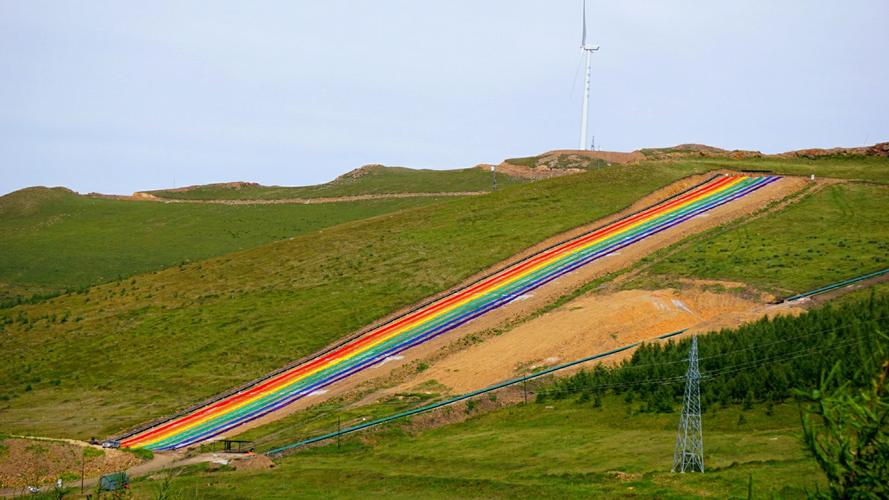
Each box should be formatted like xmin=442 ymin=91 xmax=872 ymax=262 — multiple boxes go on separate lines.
xmin=1 ymin=156 xmax=886 ymax=440
xmin=507 ymin=151 xmax=889 ymax=184
xmin=148 ymin=165 xmax=525 ymax=200
xmin=0 ymin=187 xmax=445 ymax=303
xmin=646 ymin=155 xmax=889 ymax=184
xmin=631 ymin=182 xmax=889 ymax=295
xmin=131 ymin=400 xmax=820 ymax=498
xmin=133 ymin=291 xmax=889 ymax=498
xmin=0 ymin=163 xmax=713 ymax=438
xmin=234 ymin=290 xmax=889 ymax=454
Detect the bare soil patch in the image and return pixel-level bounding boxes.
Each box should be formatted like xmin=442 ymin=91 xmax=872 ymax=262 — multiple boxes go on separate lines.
xmin=384 ymin=287 xmax=804 ymax=395
xmin=0 ymin=438 xmax=141 ymax=489
xmin=231 ymin=454 xmax=275 ymax=471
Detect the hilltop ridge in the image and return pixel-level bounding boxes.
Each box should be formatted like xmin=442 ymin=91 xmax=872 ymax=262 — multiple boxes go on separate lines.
xmin=503 ymin=141 xmax=889 ymax=173
xmin=6 ymin=142 xmax=884 ymax=202
xmin=139 ymin=164 xmax=525 ymax=201
xmin=0 ymin=186 xmax=78 ymax=217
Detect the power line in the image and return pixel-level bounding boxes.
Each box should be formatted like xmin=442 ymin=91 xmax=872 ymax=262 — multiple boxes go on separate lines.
xmin=262 ymin=321 xmax=883 ymax=454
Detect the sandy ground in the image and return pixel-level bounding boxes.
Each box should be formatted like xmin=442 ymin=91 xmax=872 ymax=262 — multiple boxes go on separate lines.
xmin=381 ymin=287 xmax=804 ymax=396
xmin=205 ymin=172 xmax=806 ymax=441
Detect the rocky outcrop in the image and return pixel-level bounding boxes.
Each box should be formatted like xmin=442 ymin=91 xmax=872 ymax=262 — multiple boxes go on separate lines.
xmin=334 ymin=164 xmax=385 ymax=182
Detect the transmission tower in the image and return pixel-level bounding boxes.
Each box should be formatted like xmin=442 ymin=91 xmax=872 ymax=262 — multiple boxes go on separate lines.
xmin=672 ymin=336 xmax=704 ymax=473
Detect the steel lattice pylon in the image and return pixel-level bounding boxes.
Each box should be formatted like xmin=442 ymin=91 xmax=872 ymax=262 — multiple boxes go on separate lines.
xmin=672 ymin=336 xmax=704 ymax=473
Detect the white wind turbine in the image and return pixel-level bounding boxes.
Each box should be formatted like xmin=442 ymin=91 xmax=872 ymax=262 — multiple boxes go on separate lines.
xmin=578 ymin=0 xmax=600 ymax=150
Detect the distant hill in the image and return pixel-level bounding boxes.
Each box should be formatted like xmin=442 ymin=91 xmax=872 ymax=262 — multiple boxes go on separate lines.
xmin=501 ymin=142 xmax=889 ymax=182
xmin=0 ymin=186 xmax=449 ymax=304
xmin=143 ymin=165 xmax=527 ymax=201
xmin=125 ymin=142 xmax=889 ymax=201
xmin=0 ymin=186 xmax=79 ymax=217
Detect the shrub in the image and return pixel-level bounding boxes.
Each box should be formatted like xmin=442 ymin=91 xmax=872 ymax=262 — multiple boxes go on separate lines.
xmin=83 ymin=447 xmax=105 ymax=458
xmin=123 ymin=447 xmax=154 ymax=460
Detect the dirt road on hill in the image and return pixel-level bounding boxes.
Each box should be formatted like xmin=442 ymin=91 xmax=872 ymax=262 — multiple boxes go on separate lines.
xmin=92 ymin=191 xmax=486 ymax=205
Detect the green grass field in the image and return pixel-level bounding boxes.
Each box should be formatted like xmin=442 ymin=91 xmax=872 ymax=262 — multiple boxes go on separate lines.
xmin=648 ymin=155 xmax=889 ymax=184
xmin=0 ymin=187 xmax=447 ymax=303
xmin=130 ymin=398 xmax=822 ymax=499
xmin=632 ymin=182 xmax=889 ymax=295
xmin=148 ymin=165 xmax=526 ymax=200
xmin=507 ymin=151 xmax=889 ymax=184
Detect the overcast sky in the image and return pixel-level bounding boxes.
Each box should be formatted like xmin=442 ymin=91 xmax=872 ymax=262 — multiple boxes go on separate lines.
xmin=1 ymin=1 xmax=887 ymax=195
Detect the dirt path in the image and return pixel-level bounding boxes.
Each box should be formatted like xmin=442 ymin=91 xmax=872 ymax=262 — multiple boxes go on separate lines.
xmin=92 ymin=191 xmax=487 ymax=205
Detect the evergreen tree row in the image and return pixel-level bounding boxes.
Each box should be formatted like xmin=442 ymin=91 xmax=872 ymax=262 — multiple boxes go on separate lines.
xmin=540 ymin=291 xmax=889 ymax=412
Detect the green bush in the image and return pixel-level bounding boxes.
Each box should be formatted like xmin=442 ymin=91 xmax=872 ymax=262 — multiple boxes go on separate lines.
xmin=123 ymin=447 xmax=154 ymax=460
xmin=82 ymin=447 xmax=105 ymax=458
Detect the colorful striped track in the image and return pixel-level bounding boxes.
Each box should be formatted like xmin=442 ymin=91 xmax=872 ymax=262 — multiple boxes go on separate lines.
xmin=121 ymin=174 xmax=780 ymax=450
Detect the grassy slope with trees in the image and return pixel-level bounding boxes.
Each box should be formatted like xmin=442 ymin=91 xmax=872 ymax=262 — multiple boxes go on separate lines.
xmin=147 ymin=165 xmax=526 ymax=200
xmin=130 ymin=293 xmax=889 ymax=498
xmin=0 ymin=187 xmax=449 ymax=304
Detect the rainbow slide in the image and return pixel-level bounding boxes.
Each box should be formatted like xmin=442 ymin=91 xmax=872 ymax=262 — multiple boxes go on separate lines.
xmin=120 ymin=174 xmax=779 ymax=450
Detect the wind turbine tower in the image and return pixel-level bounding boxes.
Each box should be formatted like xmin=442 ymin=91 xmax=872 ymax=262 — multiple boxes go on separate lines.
xmin=578 ymin=0 xmax=600 ymax=150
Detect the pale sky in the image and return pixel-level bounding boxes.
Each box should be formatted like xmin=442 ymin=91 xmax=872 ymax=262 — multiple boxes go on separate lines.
xmin=2 ymin=1 xmax=887 ymax=195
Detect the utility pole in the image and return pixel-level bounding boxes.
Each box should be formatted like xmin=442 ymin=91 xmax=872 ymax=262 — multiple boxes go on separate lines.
xmin=491 ymin=165 xmax=497 ymax=192
xmin=672 ymin=336 xmax=704 ymax=473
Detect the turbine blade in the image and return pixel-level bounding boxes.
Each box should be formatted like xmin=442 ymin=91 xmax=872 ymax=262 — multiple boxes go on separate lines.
xmin=581 ymin=0 xmax=587 ymax=46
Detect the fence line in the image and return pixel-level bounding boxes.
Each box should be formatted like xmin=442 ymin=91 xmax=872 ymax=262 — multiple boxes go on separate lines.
xmin=782 ymin=267 xmax=889 ymax=303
